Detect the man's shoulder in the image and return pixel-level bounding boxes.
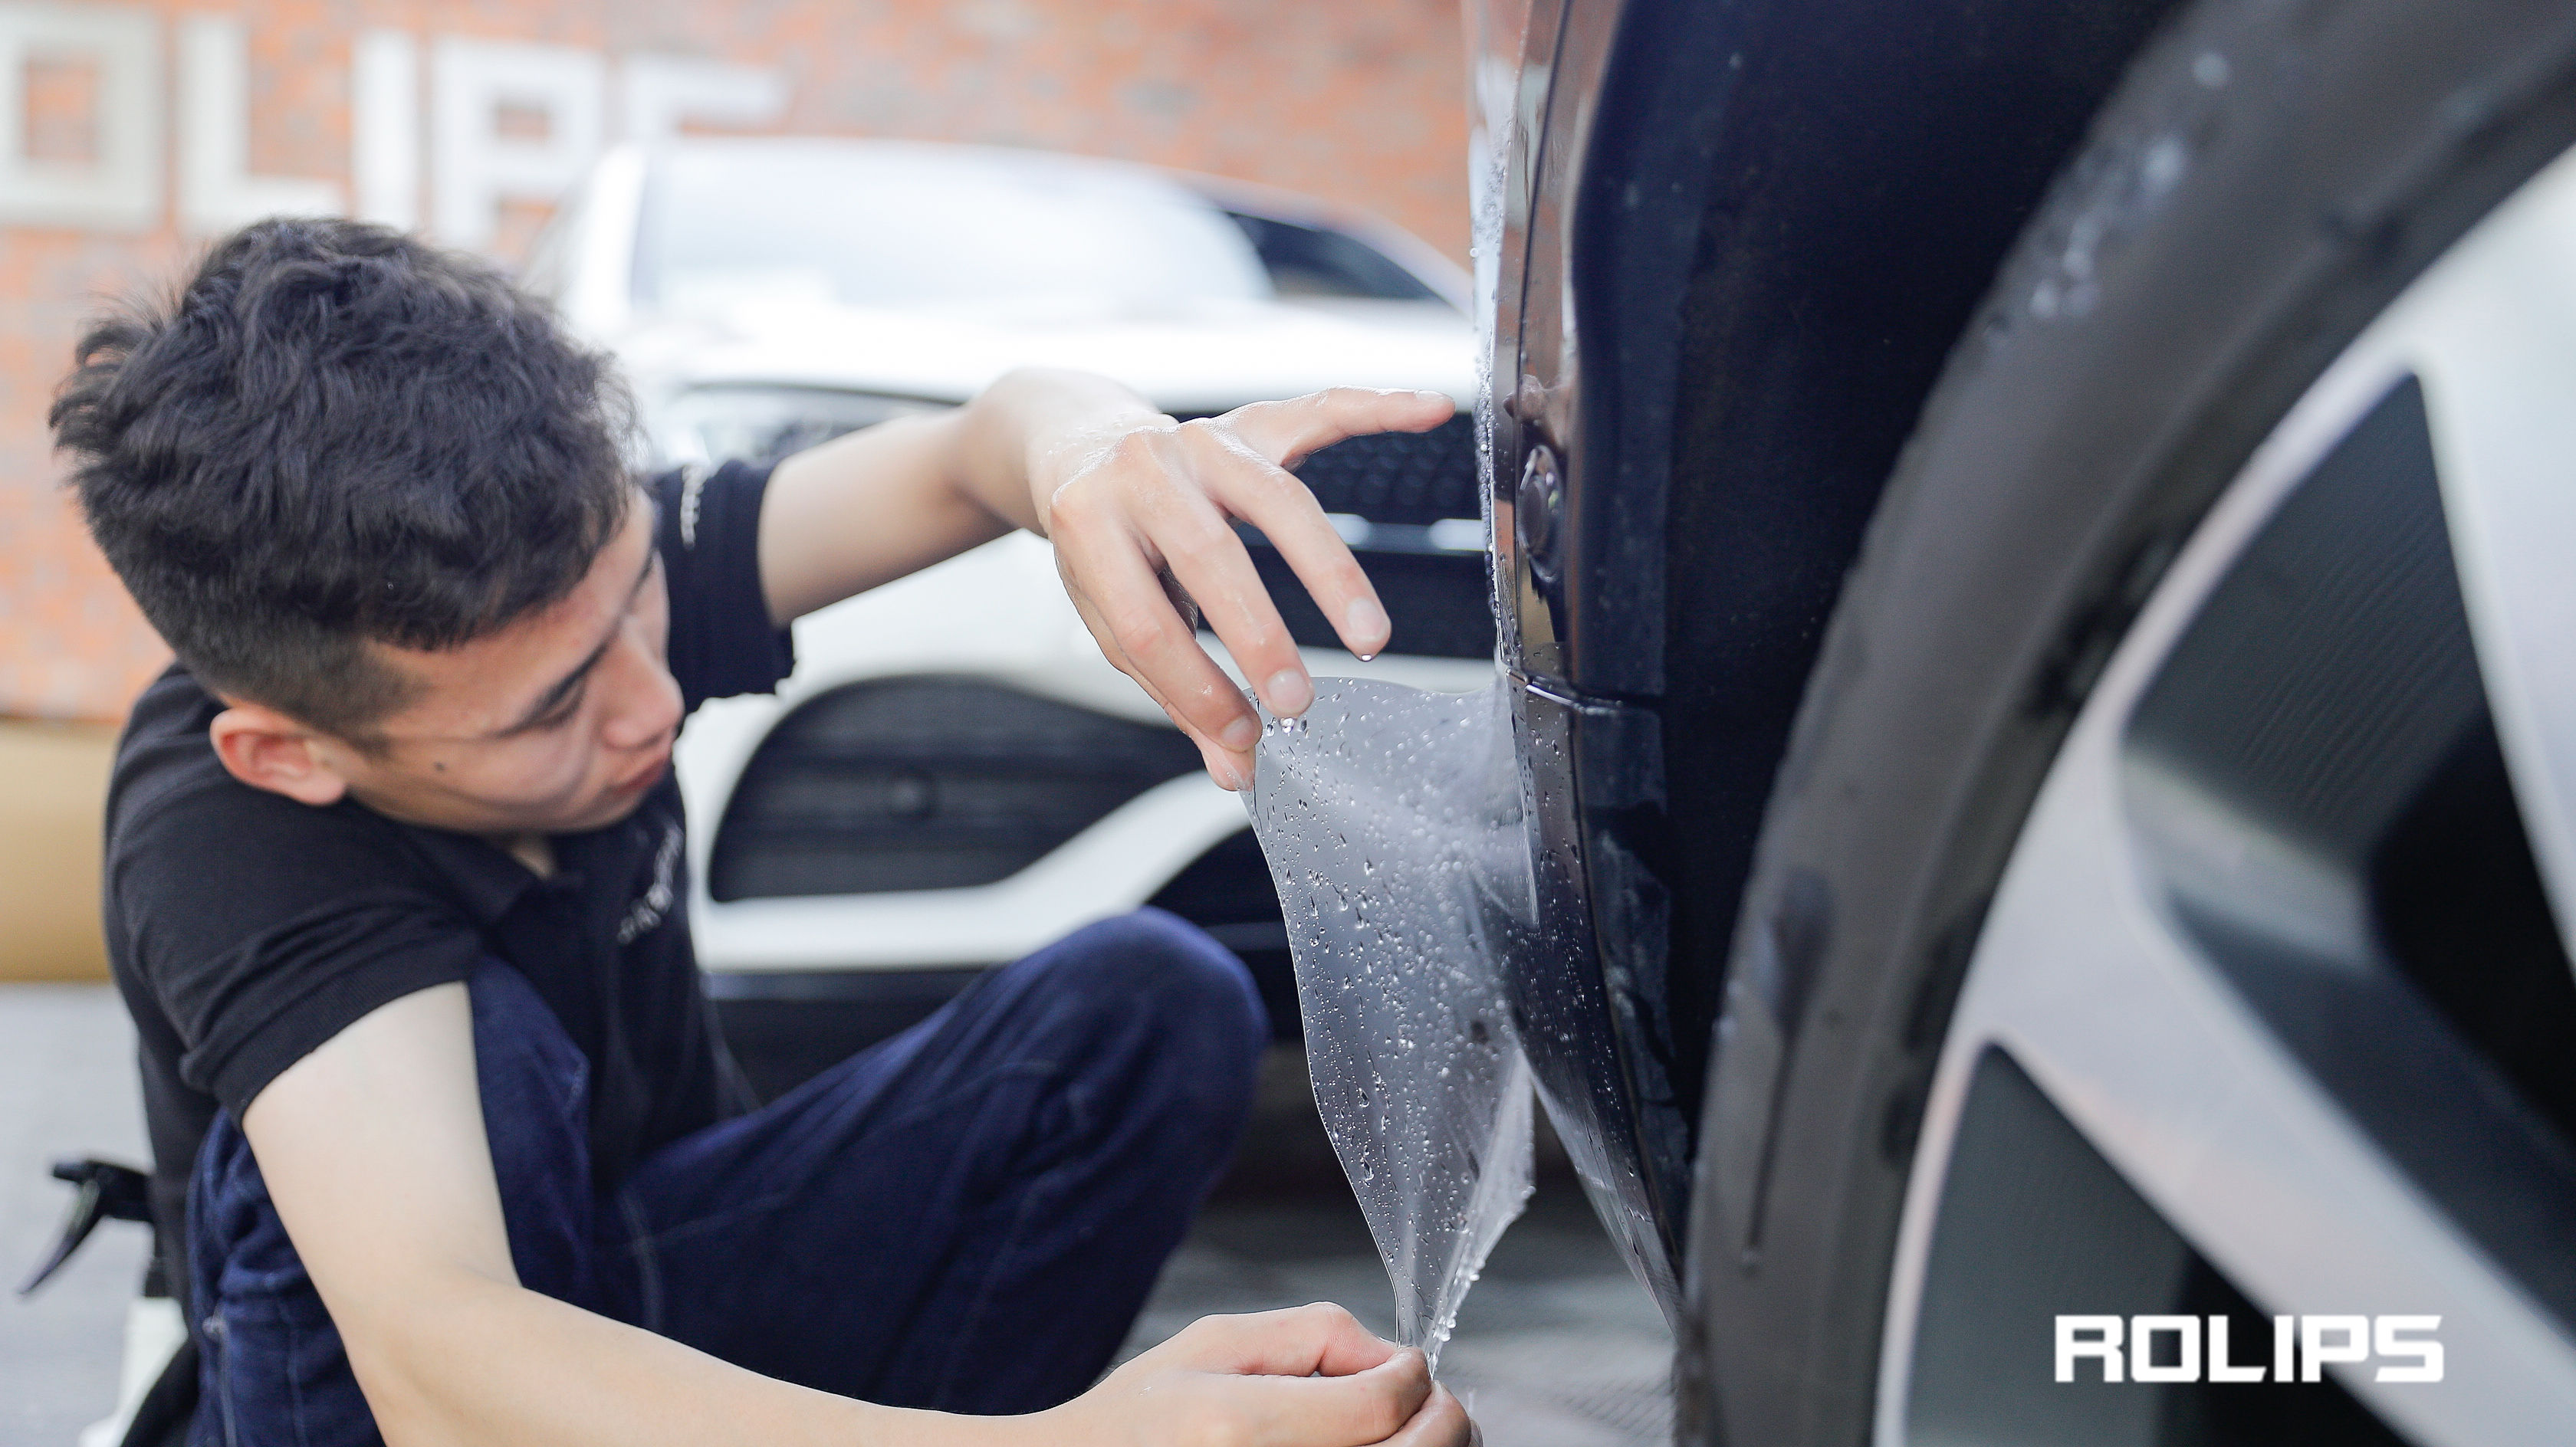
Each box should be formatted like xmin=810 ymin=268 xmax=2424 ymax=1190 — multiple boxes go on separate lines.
xmin=110 ymin=664 xmax=231 ymax=831
xmin=645 ymin=458 xmax=797 ymax=714
xmin=111 ymin=664 xmax=389 ymax=851
xmin=107 ymin=671 xmax=495 ymax=1119
xmin=107 ymin=667 xmax=437 ymax=947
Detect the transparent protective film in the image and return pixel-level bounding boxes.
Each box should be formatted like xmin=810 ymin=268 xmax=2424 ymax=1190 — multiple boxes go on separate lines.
xmin=1247 ymin=678 xmax=1536 ymax=1367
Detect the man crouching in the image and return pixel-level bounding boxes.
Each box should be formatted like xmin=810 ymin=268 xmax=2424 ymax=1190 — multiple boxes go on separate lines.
xmin=58 ymin=217 xmax=1466 ymax=1447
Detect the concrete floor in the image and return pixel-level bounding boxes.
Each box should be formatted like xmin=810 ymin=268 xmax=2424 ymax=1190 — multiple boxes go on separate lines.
xmin=0 ymin=986 xmax=1671 ymax=1446
xmin=1121 ymin=1186 xmax=1674 ymax=1447
xmin=1 ymin=987 xmax=153 ymax=1447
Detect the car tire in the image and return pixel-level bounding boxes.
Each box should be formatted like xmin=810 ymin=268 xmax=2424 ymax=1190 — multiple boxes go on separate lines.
xmin=1678 ymin=0 xmax=2576 ymax=1443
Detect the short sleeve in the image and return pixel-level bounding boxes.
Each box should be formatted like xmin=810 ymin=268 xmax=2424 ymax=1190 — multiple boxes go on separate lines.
xmin=112 ymin=783 xmax=483 ymax=1117
xmin=650 ymin=461 xmax=797 ymax=713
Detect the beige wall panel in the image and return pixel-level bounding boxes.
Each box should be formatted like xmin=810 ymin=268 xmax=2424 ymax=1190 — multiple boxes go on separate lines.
xmin=0 ymin=719 xmax=114 ymax=979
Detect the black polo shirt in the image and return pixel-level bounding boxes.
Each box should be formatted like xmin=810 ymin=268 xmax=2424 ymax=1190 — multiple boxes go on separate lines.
xmin=103 ymin=461 xmax=794 ymax=1295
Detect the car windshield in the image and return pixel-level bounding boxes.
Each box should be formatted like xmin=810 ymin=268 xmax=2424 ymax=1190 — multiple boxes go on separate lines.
xmin=632 ymin=142 xmax=1275 ymax=314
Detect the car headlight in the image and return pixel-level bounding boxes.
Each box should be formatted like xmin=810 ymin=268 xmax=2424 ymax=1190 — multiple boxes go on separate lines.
xmin=652 ymin=386 xmax=952 ymax=468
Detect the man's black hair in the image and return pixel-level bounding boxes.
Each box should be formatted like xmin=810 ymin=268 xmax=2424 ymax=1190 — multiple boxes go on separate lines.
xmin=51 ymin=216 xmax=634 ymax=741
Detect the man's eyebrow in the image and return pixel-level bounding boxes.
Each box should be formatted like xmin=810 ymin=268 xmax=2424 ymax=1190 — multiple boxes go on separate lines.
xmin=491 ymin=548 xmax=659 ymax=738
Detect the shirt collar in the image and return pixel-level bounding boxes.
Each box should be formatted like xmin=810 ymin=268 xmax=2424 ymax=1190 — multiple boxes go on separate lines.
xmin=400 ymin=821 xmax=552 ymax=924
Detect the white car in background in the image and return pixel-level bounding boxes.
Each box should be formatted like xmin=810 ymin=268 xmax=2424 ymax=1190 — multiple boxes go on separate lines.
xmin=527 ymin=139 xmax=1493 ymax=1090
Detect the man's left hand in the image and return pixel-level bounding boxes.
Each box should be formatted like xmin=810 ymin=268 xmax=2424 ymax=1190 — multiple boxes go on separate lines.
xmin=1034 ymin=386 xmax=1457 ymax=789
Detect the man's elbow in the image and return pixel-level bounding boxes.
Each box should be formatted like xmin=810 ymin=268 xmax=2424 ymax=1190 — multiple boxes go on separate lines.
xmin=331 ymin=1265 xmax=524 ymax=1447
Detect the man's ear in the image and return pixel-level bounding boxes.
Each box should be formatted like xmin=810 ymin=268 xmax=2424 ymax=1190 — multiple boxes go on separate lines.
xmin=209 ymin=704 xmax=352 ymax=807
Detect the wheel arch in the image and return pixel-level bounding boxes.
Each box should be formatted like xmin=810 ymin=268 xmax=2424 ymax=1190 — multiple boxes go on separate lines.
xmin=1511 ymin=0 xmax=2195 ymax=1243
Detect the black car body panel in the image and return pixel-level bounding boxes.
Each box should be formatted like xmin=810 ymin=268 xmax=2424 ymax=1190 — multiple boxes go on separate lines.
xmin=1484 ymin=0 xmax=2187 ymax=1299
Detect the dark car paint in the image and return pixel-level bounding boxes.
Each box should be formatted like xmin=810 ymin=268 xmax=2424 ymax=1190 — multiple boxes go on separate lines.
xmin=1488 ymin=0 xmax=2185 ymax=1299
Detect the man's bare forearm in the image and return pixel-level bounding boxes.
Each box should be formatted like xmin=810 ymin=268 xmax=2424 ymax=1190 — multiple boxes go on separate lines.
xmin=756 ymin=368 xmax=1165 ymax=626
xmin=345 ymin=1268 xmax=987 ymax=1447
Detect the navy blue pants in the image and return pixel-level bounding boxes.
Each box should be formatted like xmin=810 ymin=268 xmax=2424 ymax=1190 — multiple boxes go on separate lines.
xmin=186 ymin=909 xmax=1267 ymax=1445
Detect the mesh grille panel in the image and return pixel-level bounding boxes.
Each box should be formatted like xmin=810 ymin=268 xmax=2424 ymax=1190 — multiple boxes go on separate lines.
xmin=1290 ymin=414 xmax=1480 ymax=523
xmin=708 ymin=678 xmax=1202 ymax=901
xmin=1247 ymin=547 xmax=1493 ymax=660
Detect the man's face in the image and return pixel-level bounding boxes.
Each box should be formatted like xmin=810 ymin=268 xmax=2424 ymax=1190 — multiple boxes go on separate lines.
xmin=317 ymin=498 xmax=683 ymax=838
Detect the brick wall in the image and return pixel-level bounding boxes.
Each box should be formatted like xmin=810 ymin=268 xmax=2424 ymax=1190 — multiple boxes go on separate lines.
xmin=0 ymin=0 xmax=1469 ymax=720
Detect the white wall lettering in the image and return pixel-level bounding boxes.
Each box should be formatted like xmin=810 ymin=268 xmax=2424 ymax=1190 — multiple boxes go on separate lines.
xmin=352 ymin=29 xmax=419 ymax=230
xmin=619 ymin=53 xmax=785 ymax=146
xmin=0 ymin=7 xmax=789 ymax=248
xmin=0 ymin=2 xmax=159 ymax=230
xmin=431 ymin=37 xmax=604 ymax=248
xmin=177 ymin=15 xmax=340 ymax=234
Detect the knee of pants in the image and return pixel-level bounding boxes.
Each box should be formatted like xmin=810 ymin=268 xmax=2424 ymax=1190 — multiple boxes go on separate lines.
xmin=1050 ymin=907 xmax=1267 ymax=1106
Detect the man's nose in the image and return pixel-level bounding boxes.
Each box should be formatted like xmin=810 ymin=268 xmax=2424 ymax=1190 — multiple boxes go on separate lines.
xmin=599 ymin=623 xmax=683 ymax=750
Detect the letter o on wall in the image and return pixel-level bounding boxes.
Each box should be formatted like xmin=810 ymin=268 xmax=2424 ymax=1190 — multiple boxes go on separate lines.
xmin=0 ymin=2 xmax=161 ymax=229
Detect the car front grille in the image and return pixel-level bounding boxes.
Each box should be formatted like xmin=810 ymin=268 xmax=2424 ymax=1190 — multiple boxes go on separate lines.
xmin=1291 ymin=413 xmax=1481 ymax=523
xmin=707 ymin=678 xmax=1202 ymax=901
xmin=1259 ymin=413 xmax=1493 ymax=660
xmin=1244 ymin=546 xmax=1493 ymax=661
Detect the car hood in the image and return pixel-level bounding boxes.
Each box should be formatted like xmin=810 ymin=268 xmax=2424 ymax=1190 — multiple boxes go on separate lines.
xmin=611 ymin=296 xmax=1477 ymax=414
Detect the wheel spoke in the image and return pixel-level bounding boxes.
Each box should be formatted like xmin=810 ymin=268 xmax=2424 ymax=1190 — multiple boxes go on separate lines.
xmin=2399 ymin=143 xmax=2576 ymax=981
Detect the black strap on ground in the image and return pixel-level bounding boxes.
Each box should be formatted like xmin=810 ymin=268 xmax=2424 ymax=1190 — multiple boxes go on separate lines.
xmin=18 ymin=1157 xmax=152 ymax=1295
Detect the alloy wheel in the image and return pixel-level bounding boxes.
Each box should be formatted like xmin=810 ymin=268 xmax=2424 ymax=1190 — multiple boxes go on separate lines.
xmin=1875 ymin=138 xmax=2576 ymax=1446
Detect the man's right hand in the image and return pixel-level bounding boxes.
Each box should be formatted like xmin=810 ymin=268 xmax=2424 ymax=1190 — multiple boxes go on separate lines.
xmin=1034 ymin=1304 xmax=1474 ymax=1447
